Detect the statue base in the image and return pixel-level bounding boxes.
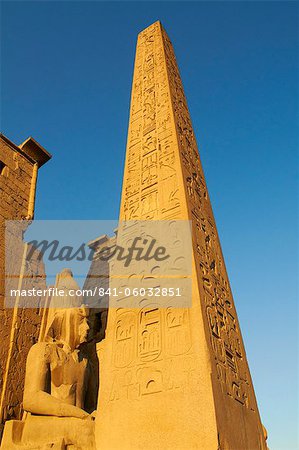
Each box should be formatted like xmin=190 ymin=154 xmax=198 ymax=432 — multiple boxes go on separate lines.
xmin=1 ymin=415 xmax=95 ymax=450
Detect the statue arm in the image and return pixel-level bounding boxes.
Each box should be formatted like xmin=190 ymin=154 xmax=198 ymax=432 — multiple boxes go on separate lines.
xmin=23 ymin=343 xmax=89 ymax=419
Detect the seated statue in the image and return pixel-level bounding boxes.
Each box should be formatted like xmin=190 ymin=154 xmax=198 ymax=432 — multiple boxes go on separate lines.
xmin=1 ymin=270 xmax=96 ymax=450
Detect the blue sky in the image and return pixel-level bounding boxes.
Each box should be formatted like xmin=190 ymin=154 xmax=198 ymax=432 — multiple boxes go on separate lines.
xmin=1 ymin=1 xmax=298 ymax=448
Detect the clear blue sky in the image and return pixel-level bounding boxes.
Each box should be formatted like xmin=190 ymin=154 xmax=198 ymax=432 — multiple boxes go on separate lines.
xmin=1 ymin=1 xmax=298 ymax=449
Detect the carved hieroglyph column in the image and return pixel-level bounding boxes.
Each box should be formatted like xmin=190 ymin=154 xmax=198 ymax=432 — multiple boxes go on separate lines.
xmin=95 ymin=21 xmax=267 ymax=450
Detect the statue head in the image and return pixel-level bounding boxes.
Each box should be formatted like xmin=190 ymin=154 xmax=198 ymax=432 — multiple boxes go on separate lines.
xmin=45 ymin=307 xmax=90 ymax=350
xmin=50 ymin=268 xmax=82 ymax=309
xmin=59 ymin=268 xmax=73 ymax=278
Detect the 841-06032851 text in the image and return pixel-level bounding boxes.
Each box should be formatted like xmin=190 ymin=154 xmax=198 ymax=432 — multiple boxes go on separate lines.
xmin=97 ymin=287 xmax=182 ymax=297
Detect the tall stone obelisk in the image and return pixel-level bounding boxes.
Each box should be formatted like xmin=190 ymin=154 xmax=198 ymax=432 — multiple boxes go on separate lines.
xmin=96 ymin=21 xmax=267 ymax=450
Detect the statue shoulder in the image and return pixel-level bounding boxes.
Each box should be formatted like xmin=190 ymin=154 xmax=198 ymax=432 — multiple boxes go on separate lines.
xmin=28 ymin=341 xmax=54 ymax=363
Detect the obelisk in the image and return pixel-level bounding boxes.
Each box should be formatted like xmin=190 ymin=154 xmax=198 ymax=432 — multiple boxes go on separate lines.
xmin=95 ymin=21 xmax=267 ymax=450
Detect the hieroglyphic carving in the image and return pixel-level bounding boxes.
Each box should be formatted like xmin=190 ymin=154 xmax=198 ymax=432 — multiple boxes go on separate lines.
xmin=165 ymin=307 xmax=191 ymax=356
xmin=109 ymin=355 xmax=200 ymax=403
xmin=118 ymin=20 xmax=255 ymax=410
xmin=160 ymin=25 xmax=254 ymax=408
xmin=120 ymin=21 xmax=201 ymax=392
xmin=113 ymin=311 xmax=137 ymax=368
xmin=122 ymin=22 xmax=185 ymax=223
xmin=138 ymin=308 xmax=161 ymax=362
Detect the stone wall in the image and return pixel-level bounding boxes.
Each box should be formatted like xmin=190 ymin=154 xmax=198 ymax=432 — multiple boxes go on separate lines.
xmin=0 ymin=134 xmax=51 ymax=429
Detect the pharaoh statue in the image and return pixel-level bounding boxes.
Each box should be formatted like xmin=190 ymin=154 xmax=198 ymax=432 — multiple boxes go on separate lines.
xmin=1 ymin=269 xmax=96 ymax=450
